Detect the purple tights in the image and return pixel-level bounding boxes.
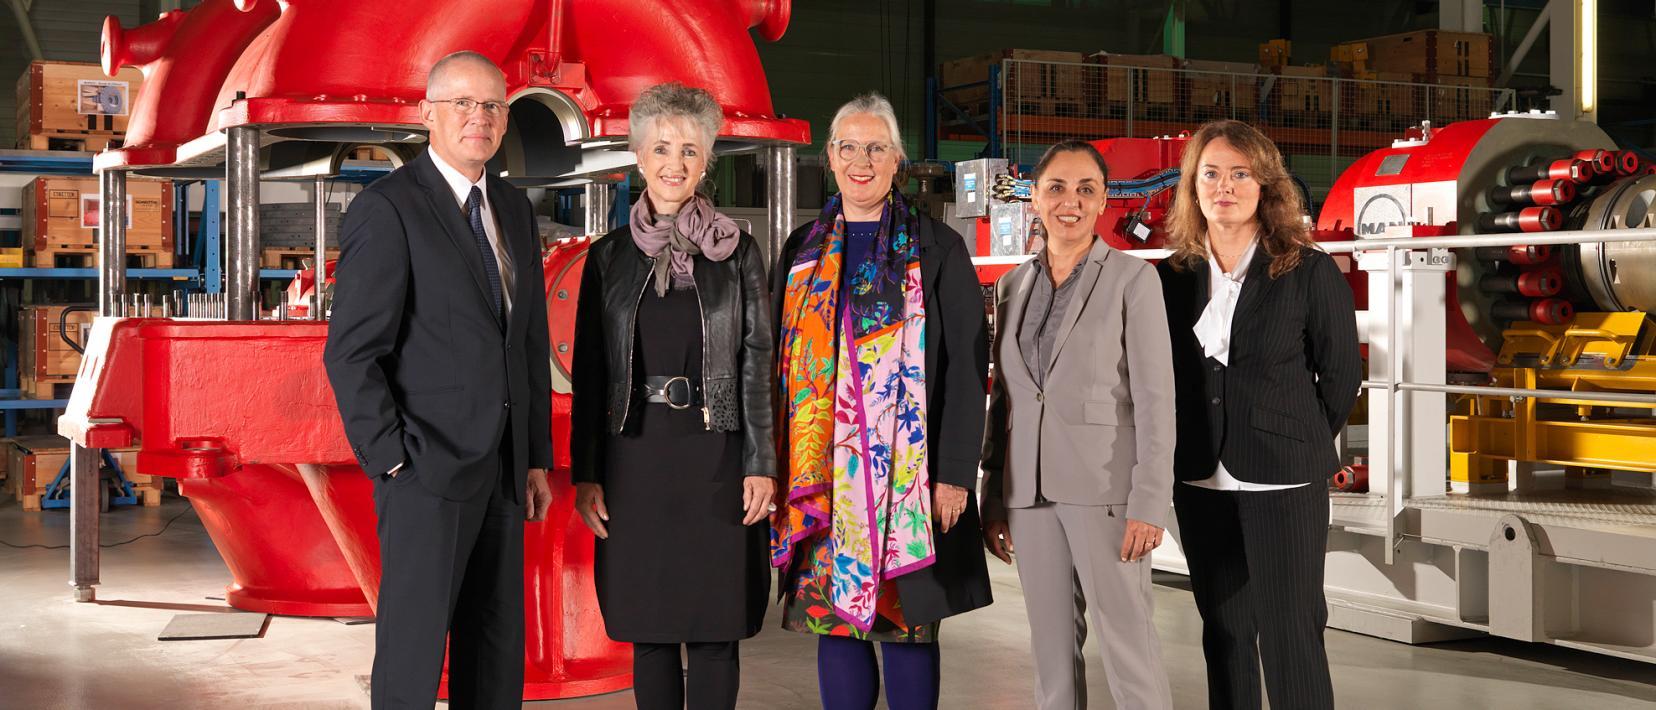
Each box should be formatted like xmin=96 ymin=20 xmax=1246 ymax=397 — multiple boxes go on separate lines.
xmin=816 ymin=635 xmax=941 ymax=710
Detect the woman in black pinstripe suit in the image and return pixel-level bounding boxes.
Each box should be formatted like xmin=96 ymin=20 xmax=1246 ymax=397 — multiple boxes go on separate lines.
xmin=1156 ymin=120 xmax=1363 ymax=710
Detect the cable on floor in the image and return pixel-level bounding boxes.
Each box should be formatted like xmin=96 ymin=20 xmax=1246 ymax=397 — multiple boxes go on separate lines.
xmin=0 ymin=505 xmax=196 ymax=550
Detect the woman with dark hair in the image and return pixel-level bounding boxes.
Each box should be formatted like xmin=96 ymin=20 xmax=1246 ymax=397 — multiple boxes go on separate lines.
xmin=570 ymin=82 xmax=776 ymax=710
xmin=771 ymin=92 xmax=992 ymax=710
xmin=980 ymin=140 xmax=1176 ymax=710
xmin=1158 ymin=119 xmax=1362 ymax=710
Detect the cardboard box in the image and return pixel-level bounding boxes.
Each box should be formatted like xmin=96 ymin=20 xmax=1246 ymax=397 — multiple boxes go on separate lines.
xmin=15 ymin=61 xmax=145 ymax=148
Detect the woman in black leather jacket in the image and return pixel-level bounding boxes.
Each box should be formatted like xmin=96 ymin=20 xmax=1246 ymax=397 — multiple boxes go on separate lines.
xmin=568 ymin=82 xmax=776 ymax=710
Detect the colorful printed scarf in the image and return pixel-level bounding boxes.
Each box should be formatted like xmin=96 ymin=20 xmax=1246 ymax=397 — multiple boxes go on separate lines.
xmin=771 ymin=190 xmax=932 ymax=631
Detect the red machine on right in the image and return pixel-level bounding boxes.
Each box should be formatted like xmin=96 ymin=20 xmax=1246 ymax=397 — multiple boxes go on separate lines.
xmin=1318 ymin=111 xmax=1656 ymax=495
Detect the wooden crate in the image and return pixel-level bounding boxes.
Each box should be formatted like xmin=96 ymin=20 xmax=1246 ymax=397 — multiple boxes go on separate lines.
xmin=1431 ymin=75 xmax=1495 ymax=119
xmin=1354 ymin=71 xmax=1419 ymax=122
xmin=1092 ymin=53 xmax=1179 ymax=110
xmin=1183 ymin=59 xmax=1259 ymax=117
xmin=940 ymin=49 xmax=1087 ymax=107
xmin=8 ymin=436 xmax=155 ymax=511
xmin=262 ymin=246 xmax=340 ymax=270
xmin=20 ymin=175 xmax=174 ymax=257
xmin=347 ymin=146 xmax=392 ymax=161
xmin=1259 ymin=39 xmax=1291 ymax=68
xmin=20 ymin=304 xmax=95 ymax=384
xmin=28 ymin=244 xmax=175 ymax=269
xmin=1363 ymin=30 xmax=1492 ymax=80
xmin=1276 ymin=65 xmax=1332 ymax=114
xmin=1331 ymin=42 xmax=1371 ymax=75
xmin=15 ymin=61 xmax=144 ymax=150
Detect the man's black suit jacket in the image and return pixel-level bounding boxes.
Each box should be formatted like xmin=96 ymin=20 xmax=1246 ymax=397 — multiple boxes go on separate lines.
xmin=324 ymin=150 xmax=554 ymax=503
xmin=1156 ymin=246 xmax=1362 ymax=485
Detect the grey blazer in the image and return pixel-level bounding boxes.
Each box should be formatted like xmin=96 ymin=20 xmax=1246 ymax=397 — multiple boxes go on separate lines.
xmin=980 ymin=239 xmax=1177 ymax=527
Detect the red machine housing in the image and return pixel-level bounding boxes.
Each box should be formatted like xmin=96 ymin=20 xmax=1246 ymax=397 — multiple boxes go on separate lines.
xmin=61 ymin=246 xmax=627 ymax=700
xmin=1316 ymin=115 xmax=1621 ymax=373
xmin=96 ymin=0 xmax=809 ymax=175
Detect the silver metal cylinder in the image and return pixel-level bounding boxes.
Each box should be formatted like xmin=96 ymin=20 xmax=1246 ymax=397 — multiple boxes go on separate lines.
xmin=314 ymin=176 xmax=328 ymax=320
xmin=584 ymin=183 xmax=612 ymax=236
xmin=98 ymin=169 xmax=128 ymax=316
xmin=226 ymin=125 xmax=261 ymax=320
xmin=69 ymin=443 xmax=100 ymax=601
xmin=766 ymin=144 xmax=797 ymax=270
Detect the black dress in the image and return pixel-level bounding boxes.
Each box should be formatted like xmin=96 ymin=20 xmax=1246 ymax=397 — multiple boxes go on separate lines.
xmin=593 ymin=282 xmax=770 ymax=643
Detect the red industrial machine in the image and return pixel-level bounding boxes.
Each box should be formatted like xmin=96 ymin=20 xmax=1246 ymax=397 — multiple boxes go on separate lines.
xmin=967 ymin=134 xmax=1189 ymax=285
xmin=97 ymin=0 xmax=807 ymax=176
xmin=1315 ymin=114 xmax=1653 ymax=375
xmin=62 ymin=0 xmax=810 ymax=701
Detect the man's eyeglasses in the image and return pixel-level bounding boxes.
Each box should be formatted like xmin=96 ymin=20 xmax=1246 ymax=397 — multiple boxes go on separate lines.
xmin=429 ymin=98 xmax=507 ymax=117
xmin=832 ymin=140 xmax=895 ymax=164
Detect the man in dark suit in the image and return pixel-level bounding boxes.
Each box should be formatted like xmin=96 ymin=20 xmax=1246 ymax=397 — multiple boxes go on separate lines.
xmin=324 ymin=50 xmax=555 ymax=709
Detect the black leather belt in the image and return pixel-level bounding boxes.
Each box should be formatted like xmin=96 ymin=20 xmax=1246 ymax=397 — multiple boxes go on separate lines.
xmin=637 ymin=376 xmax=702 ymax=410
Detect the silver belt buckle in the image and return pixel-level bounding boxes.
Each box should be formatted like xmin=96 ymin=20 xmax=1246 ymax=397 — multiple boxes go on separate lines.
xmin=662 ymin=376 xmax=693 ymax=410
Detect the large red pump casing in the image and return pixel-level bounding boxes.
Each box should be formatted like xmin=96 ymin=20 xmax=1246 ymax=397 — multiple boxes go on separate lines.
xmin=96 ymin=0 xmax=808 ymax=174
xmin=61 ymin=242 xmax=626 ymax=700
xmin=1316 ymin=115 xmax=1618 ymax=373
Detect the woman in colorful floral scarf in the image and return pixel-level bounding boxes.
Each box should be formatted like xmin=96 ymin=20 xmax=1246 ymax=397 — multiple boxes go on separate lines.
xmin=770 ymin=93 xmax=993 ymax=710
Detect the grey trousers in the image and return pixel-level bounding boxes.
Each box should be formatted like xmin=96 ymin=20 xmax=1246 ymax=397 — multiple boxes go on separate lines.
xmin=1008 ymin=502 xmax=1173 ymax=710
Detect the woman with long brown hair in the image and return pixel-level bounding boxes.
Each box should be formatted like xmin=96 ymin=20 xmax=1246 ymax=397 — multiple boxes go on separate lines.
xmin=1157 ymin=120 xmax=1362 ymax=710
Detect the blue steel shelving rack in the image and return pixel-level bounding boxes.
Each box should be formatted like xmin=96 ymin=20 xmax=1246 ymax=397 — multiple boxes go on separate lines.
xmin=0 ymin=149 xmax=389 ymax=435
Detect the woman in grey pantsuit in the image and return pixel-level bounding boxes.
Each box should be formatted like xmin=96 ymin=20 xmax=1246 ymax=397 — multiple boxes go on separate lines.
xmin=980 ymin=140 xmax=1176 ymax=710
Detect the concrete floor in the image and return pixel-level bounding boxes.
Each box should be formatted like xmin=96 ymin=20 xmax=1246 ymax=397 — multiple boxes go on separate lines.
xmin=2 ymin=495 xmax=1654 ymax=709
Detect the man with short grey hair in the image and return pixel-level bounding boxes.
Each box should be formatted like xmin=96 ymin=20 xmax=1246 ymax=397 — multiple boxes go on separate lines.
xmin=324 ymin=50 xmax=554 ymax=709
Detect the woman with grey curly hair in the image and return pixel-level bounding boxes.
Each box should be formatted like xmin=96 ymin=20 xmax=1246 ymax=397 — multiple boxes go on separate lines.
xmin=570 ymin=82 xmax=777 ymax=710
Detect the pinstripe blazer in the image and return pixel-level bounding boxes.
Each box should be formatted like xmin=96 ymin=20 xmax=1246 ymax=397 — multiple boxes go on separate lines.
xmin=981 ymin=239 xmax=1177 ymax=527
xmin=1156 ymin=246 xmax=1362 ymax=485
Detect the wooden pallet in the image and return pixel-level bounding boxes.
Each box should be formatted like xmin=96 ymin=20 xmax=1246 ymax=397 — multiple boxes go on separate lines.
xmin=17 ymin=488 xmax=159 ymax=512
xmin=262 ymin=246 xmax=339 ymax=270
xmin=29 ymin=244 xmax=175 ymax=269
xmin=18 ymin=131 xmax=123 ymax=152
xmin=18 ymin=375 xmax=75 ymax=401
xmin=348 ymin=146 xmax=392 ymax=161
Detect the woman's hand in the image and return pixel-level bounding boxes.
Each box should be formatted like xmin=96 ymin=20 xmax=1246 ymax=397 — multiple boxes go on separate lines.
xmin=742 ymin=476 xmax=777 ymax=526
xmin=982 ymin=519 xmax=1014 ymax=564
xmin=574 ymin=482 xmax=610 ymax=539
xmin=934 ymin=483 xmax=969 ymax=533
xmin=1120 ymin=518 xmax=1164 ymax=562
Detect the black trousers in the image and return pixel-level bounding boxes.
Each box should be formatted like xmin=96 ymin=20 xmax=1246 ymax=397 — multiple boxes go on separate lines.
xmin=632 ymin=641 xmax=741 ymax=710
xmin=370 ymin=458 xmax=524 ymax=710
xmin=1174 ymin=483 xmax=1334 ymax=710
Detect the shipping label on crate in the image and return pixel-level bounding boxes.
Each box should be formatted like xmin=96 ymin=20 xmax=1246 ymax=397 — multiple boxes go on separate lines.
xmin=79 ymin=194 xmax=134 ymax=230
xmin=77 ymin=80 xmax=130 ymax=116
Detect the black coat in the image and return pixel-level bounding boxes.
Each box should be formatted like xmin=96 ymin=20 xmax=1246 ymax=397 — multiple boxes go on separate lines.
xmin=772 ymin=214 xmax=993 ymax=626
xmin=1156 ymin=246 xmax=1362 ymax=485
xmin=569 ymin=226 xmax=777 ymax=483
xmin=323 ymin=150 xmax=555 ymax=502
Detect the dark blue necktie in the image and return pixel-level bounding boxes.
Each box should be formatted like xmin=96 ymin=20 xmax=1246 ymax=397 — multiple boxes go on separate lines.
xmin=465 ymin=186 xmax=504 ymax=321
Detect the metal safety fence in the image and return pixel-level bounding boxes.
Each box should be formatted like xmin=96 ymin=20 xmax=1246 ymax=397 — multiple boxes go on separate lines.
xmin=987 ymin=58 xmax=1517 ymax=202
